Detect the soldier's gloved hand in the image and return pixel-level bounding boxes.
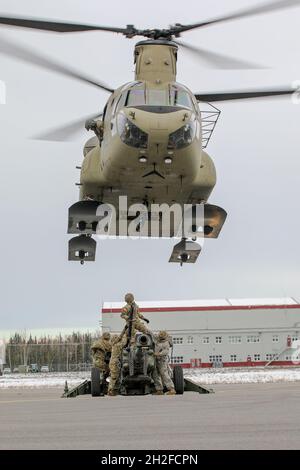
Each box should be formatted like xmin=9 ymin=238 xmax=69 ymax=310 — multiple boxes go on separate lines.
xmin=144 ymin=318 xmax=150 ymax=324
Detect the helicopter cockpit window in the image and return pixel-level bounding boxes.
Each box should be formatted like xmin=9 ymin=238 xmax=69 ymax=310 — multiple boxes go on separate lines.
xmin=147 ymin=89 xmax=168 ymax=106
xmin=170 ymin=86 xmax=194 ymax=110
xmin=122 ymin=83 xmax=194 ymax=110
xmin=125 ymin=87 xmax=146 ymax=106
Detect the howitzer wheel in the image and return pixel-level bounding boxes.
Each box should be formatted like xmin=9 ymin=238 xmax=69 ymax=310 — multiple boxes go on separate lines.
xmin=173 ymin=366 xmax=184 ymax=395
xmin=91 ymin=367 xmax=101 ymax=397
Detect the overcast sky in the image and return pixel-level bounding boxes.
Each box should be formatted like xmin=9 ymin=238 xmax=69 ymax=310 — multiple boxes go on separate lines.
xmin=0 ymin=0 xmax=299 ymax=333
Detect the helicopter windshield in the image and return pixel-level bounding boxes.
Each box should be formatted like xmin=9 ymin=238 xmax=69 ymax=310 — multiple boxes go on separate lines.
xmin=125 ymin=85 xmax=145 ymax=106
xmin=123 ymin=83 xmax=194 ymax=110
xmin=169 ymin=85 xmax=194 ymax=109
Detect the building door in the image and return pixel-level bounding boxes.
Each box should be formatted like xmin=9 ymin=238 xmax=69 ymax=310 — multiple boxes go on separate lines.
xmin=190 ymin=358 xmax=201 ymax=368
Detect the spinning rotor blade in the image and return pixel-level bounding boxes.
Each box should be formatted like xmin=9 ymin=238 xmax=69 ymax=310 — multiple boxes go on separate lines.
xmin=174 ymin=40 xmax=265 ymax=69
xmin=173 ymin=0 xmax=300 ymax=34
xmin=0 ymin=14 xmax=130 ymax=34
xmin=0 ymin=34 xmax=113 ymax=92
xmin=33 ymin=112 xmax=101 ymax=141
xmin=0 ymin=1 xmax=299 ymax=41
xmin=195 ymin=88 xmax=295 ymax=103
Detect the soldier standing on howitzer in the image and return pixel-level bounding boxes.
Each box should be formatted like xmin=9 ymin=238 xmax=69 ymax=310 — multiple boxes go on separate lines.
xmin=91 ymin=332 xmax=112 ymax=375
xmin=121 ymin=293 xmax=150 ymax=341
xmin=153 ymin=330 xmax=176 ymax=395
xmin=107 ymin=293 xmax=151 ymax=396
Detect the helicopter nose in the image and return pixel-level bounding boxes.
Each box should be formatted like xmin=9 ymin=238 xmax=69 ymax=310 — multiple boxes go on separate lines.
xmin=148 ymin=128 xmax=169 ymax=145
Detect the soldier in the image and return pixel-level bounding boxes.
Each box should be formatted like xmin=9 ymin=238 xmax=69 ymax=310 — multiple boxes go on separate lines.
xmin=152 ymin=330 xmax=176 ymax=395
xmin=121 ymin=293 xmax=150 ymax=342
xmin=107 ymin=332 xmax=127 ymax=396
xmin=91 ymin=332 xmax=112 ymax=376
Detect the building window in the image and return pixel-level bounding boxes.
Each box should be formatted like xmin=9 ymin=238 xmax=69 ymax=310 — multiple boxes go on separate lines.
xmin=229 ymin=336 xmax=242 ymax=344
xmin=272 ymin=335 xmax=279 ymax=342
xmin=209 ymin=355 xmax=223 ymax=363
xmin=266 ymin=354 xmax=277 ymax=361
xmin=202 ymin=337 xmax=210 ymax=344
xmin=171 ymin=356 xmax=183 ymax=364
xmin=254 ymin=354 xmax=261 ymax=361
xmin=285 ymin=355 xmax=291 ymax=361
xmin=215 ymin=336 xmax=222 ymax=344
xmin=187 ymin=336 xmax=194 ymax=344
xmin=292 ymin=336 xmax=299 ymax=342
xmin=173 ymin=337 xmax=183 ymax=345
xmin=247 ymin=335 xmax=260 ymax=343
xmin=230 ymin=355 xmax=237 ymax=362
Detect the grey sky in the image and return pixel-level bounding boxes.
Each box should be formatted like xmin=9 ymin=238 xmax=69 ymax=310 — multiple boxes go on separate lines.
xmin=0 ymin=0 xmax=299 ymax=333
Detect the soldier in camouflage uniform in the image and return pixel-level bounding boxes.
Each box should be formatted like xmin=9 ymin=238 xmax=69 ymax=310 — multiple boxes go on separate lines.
xmin=107 ymin=331 xmax=127 ymax=396
xmin=152 ymin=330 xmax=176 ymax=395
xmin=121 ymin=293 xmax=150 ymax=341
xmin=91 ymin=332 xmax=112 ymax=375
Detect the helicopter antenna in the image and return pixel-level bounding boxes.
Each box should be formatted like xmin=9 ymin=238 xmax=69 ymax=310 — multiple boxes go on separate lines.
xmin=142 ymin=163 xmax=165 ymax=180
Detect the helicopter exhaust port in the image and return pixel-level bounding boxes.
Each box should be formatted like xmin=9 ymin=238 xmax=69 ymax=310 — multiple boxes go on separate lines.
xmin=68 ymin=235 xmax=97 ymax=264
xmin=169 ymin=238 xmax=201 ymax=266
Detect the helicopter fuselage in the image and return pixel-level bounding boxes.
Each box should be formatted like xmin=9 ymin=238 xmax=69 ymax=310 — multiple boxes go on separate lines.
xmin=0 ymin=5 xmax=292 ymax=263
xmin=79 ymin=41 xmax=216 ymax=208
xmin=68 ymin=40 xmax=227 ymax=263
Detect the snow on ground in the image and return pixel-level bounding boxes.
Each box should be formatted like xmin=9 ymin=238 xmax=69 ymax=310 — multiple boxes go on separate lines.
xmin=185 ymin=367 xmax=300 ymax=384
xmin=1 ymin=367 xmax=300 ymax=389
xmin=0 ymin=372 xmax=88 ymax=389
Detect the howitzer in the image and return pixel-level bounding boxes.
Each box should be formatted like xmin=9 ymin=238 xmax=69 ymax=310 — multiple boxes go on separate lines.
xmin=121 ymin=333 xmax=156 ymax=395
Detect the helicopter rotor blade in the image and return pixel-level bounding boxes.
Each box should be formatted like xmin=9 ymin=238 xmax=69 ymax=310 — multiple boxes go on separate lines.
xmin=173 ymin=40 xmax=265 ymax=69
xmin=0 ymin=34 xmax=114 ymax=93
xmin=33 ymin=112 xmax=102 ymax=141
xmin=195 ymin=88 xmax=295 ymax=103
xmin=0 ymin=14 xmax=132 ymax=34
xmin=173 ymin=0 xmax=300 ymax=35
xmin=0 ymin=1 xmax=299 ymax=41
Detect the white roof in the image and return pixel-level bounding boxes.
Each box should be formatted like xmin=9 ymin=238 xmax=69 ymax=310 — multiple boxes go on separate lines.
xmin=102 ymin=297 xmax=298 ymax=310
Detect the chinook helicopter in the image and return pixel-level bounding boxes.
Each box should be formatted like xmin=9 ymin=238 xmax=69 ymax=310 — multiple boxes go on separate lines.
xmin=0 ymin=0 xmax=299 ymax=265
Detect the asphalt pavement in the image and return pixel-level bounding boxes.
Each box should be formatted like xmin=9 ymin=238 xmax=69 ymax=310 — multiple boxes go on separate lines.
xmin=0 ymin=382 xmax=300 ymax=450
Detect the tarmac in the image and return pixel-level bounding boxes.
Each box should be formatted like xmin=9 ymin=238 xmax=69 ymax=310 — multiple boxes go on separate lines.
xmin=0 ymin=382 xmax=300 ymax=450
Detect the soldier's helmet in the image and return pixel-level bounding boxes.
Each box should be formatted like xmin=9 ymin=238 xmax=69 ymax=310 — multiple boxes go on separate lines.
xmin=125 ymin=293 xmax=134 ymax=304
xmin=158 ymin=330 xmax=168 ymax=340
xmin=102 ymin=332 xmax=111 ymax=340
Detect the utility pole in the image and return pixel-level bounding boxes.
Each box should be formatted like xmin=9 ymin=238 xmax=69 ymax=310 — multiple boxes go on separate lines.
xmin=66 ymin=344 xmax=69 ymax=372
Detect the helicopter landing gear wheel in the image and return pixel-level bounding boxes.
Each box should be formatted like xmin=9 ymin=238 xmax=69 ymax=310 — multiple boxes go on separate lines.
xmin=68 ymin=235 xmax=97 ymax=263
xmin=78 ymin=221 xmax=87 ymax=231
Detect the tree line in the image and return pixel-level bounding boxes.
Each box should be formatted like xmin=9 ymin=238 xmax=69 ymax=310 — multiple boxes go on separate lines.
xmin=4 ymin=331 xmax=99 ymax=372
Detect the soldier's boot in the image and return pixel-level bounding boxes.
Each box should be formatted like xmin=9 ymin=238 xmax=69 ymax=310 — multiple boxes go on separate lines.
xmin=152 ymin=390 xmax=164 ymax=395
xmin=165 ymin=388 xmax=176 ymax=395
xmin=107 ymin=389 xmax=118 ymax=396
